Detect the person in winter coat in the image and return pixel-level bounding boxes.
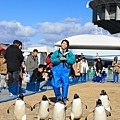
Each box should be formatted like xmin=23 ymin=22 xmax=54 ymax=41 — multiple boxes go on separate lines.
xmin=26 ymin=64 xmax=48 ymax=92
xmin=96 ymin=58 xmax=103 ymax=72
xmin=5 ymin=40 xmax=24 ymax=96
xmin=50 ymin=39 xmax=75 ymax=103
xmin=26 ymin=49 xmax=38 ymax=75
xmin=72 ymin=55 xmax=81 ymax=83
xmin=80 ymin=57 xmax=89 ymax=82
xmin=92 ymin=69 xmax=102 ymax=83
xmin=0 ymin=49 xmax=7 ymax=92
xmin=112 ymin=56 xmax=120 ymax=83
xmin=46 ymin=52 xmax=53 ymax=68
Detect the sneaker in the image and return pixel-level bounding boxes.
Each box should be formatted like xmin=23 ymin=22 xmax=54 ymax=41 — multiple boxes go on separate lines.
xmin=38 ymin=89 xmax=42 ymax=92
xmin=9 ymin=92 xmax=14 ymax=97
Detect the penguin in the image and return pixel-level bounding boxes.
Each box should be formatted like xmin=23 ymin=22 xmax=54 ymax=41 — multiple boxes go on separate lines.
xmin=85 ymin=99 xmax=111 ymax=120
xmin=7 ymin=93 xmax=33 ymax=120
xmin=69 ymin=94 xmax=87 ymax=120
xmin=33 ymin=95 xmax=51 ymax=120
xmin=98 ymin=90 xmax=112 ymax=112
xmin=52 ymin=98 xmax=66 ymax=120
xmin=94 ymin=99 xmax=107 ymax=120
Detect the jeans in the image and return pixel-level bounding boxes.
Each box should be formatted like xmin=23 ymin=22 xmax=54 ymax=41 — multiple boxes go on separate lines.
xmin=81 ymin=73 xmax=87 ymax=82
xmin=0 ymin=74 xmax=6 ymax=91
xmin=40 ymin=80 xmax=47 ymax=89
xmin=26 ymin=80 xmax=48 ymax=92
xmin=36 ymin=80 xmax=47 ymax=91
xmin=113 ymin=72 xmax=119 ymax=83
xmin=8 ymin=71 xmax=20 ymax=95
xmin=74 ymin=76 xmax=81 ymax=83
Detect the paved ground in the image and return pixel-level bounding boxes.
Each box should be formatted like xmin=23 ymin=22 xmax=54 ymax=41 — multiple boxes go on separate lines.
xmin=0 ymin=82 xmax=120 ymax=120
xmin=0 ymin=83 xmax=53 ymax=103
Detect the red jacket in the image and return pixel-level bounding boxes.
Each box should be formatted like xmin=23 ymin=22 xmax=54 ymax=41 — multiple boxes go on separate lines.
xmin=46 ymin=56 xmax=53 ymax=68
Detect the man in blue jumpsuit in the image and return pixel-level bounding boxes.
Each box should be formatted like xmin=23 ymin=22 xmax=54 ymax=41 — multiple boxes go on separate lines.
xmin=51 ymin=40 xmax=75 ymax=103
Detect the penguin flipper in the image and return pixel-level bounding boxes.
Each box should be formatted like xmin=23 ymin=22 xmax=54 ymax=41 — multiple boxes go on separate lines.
xmin=106 ymin=110 xmax=111 ymax=117
xmin=25 ymin=103 xmax=33 ymax=111
xmin=85 ymin=110 xmax=94 ymax=120
xmin=82 ymin=102 xmax=87 ymax=109
xmin=110 ymin=106 xmax=112 ymax=110
xmin=49 ymin=102 xmax=55 ymax=107
xmin=7 ymin=103 xmax=15 ymax=114
xmin=109 ymin=101 xmax=112 ymax=110
xmin=33 ymin=102 xmax=40 ymax=109
xmin=65 ymin=102 xmax=72 ymax=110
xmin=49 ymin=103 xmax=55 ymax=110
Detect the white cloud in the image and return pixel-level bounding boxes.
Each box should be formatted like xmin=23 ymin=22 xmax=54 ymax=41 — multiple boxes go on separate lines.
xmin=0 ymin=21 xmax=36 ymax=44
xmin=64 ymin=17 xmax=80 ymax=23
xmin=15 ymin=22 xmax=36 ymax=37
xmin=36 ymin=20 xmax=96 ymax=46
xmin=0 ymin=18 xmax=111 ymax=49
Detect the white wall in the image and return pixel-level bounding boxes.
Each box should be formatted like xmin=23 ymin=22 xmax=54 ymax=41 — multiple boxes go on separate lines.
xmin=71 ymin=49 xmax=120 ymax=60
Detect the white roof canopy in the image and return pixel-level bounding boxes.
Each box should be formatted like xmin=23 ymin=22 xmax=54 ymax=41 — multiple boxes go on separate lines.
xmin=27 ymin=46 xmax=54 ymax=55
xmin=54 ymin=34 xmax=120 ymax=50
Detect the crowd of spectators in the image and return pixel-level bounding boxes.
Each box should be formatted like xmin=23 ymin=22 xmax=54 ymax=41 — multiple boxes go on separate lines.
xmin=0 ymin=40 xmax=119 ymax=97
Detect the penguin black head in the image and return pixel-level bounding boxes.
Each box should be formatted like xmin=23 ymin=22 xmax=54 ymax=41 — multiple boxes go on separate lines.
xmin=57 ymin=98 xmax=66 ymax=105
xmin=18 ymin=94 xmax=24 ymax=100
xmin=42 ymin=95 xmax=48 ymax=101
xmin=96 ymin=99 xmax=102 ymax=106
xmin=74 ymin=94 xmax=79 ymax=99
xmin=100 ymin=90 xmax=107 ymax=95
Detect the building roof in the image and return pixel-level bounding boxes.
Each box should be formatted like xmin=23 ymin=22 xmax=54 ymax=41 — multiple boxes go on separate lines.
xmin=54 ymin=34 xmax=120 ymax=50
xmin=89 ymin=0 xmax=120 ymax=8
xmin=27 ymin=46 xmax=55 ymax=54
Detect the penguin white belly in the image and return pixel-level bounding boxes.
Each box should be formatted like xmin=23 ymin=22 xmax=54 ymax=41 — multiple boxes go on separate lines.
xmin=14 ymin=100 xmax=26 ymax=120
xmin=99 ymin=95 xmax=110 ymax=111
xmin=71 ymin=99 xmax=82 ymax=120
xmin=38 ymin=101 xmax=49 ymax=119
xmin=52 ymin=103 xmax=66 ymax=120
xmin=21 ymin=115 xmax=26 ymax=120
xmin=94 ymin=106 xmax=107 ymax=120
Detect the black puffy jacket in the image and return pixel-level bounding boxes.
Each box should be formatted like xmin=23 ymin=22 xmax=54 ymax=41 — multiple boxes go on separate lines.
xmin=5 ymin=44 xmax=24 ymax=72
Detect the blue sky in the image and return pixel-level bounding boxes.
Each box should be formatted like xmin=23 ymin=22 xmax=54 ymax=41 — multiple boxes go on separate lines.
xmin=0 ymin=0 xmax=108 ymax=49
xmin=0 ymin=0 xmax=91 ymax=25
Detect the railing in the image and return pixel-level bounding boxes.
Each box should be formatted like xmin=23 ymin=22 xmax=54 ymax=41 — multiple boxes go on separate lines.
xmin=87 ymin=69 xmax=114 ymax=81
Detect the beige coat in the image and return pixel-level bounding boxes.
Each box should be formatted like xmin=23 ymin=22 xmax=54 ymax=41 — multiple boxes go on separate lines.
xmin=72 ymin=61 xmax=81 ymax=76
xmin=112 ymin=61 xmax=120 ymax=73
xmin=0 ymin=56 xmax=7 ymax=74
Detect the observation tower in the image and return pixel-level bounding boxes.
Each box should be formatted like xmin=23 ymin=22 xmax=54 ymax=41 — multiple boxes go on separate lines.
xmin=89 ymin=0 xmax=120 ymax=34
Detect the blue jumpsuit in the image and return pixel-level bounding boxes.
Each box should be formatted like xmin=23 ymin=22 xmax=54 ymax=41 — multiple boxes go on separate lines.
xmin=51 ymin=50 xmax=75 ymax=100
